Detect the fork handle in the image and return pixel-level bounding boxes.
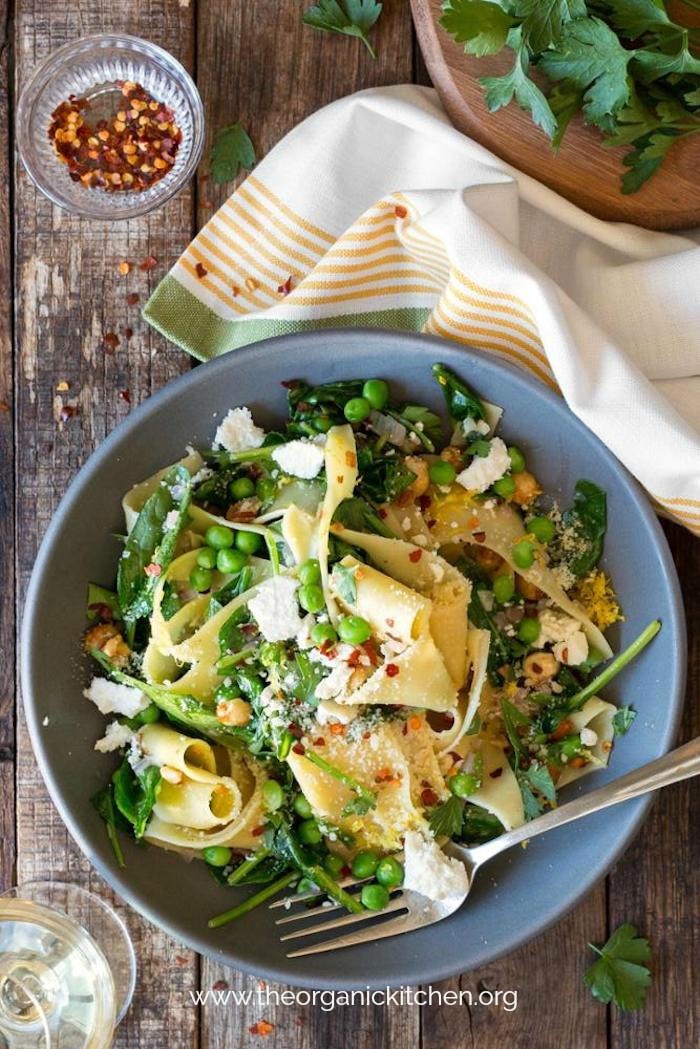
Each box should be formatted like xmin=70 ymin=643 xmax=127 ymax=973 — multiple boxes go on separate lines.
xmin=466 ymin=735 xmax=700 ymax=866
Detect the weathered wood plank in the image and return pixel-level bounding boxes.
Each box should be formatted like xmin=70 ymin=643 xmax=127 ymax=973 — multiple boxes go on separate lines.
xmin=0 ymin=0 xmax=15 ymax=896
xmin=13 ymin=1 xmax=199 ymax=1045
xmin=609 ymin=522 xmax=699 ymax=1049
xmin=196 ymin=1 xmax=415 ymax=1043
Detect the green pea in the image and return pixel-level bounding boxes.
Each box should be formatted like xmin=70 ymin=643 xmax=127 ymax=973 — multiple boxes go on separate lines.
xmin=298 ymin=559 xmax=321 ymax=586
xmin=493 ymin=574 xmax=515 ymax=604
xmin=293 ymin=793 xmax=313 ymax=820
xmin=262 ymin=779 xmax=284 ymax=811
xmin=190 ymin=566 xmax=213 ymax=592
xmin=298 ymin=584 xmax=325 ymax=614
xmin=362 ymin=379 xmax=390 ymax=411
xmin=344 ymin=397 xmax=371 ymax=424
xmin=298 ymin=819 xmax=322 ymax=846
xmin=196 ymin=546 xmax=217 ymax=570
xmin=361 ymin=883 xmax=390 ymax=911
xmin=450 ymin=772 xmax=479 ymax=798
xmin=508 ymin=446 xmax=526 ymax=474
xmin=529 ymin=516 xmax=555 ymax=544
xmin=337 ymin=615 xmax=372 ymax=645
xmin=205 ymin=524 xmax=234 ymax=550
xmin=513 ymin=539 xmax=535 ymax=569
xmin=429 ymin=460 xmax=457 ymax=487
xmin=493 ymin=474 xmax=516 ymax=499
xmin=229 ymin=476 xmax=255 ymax=500
xmin=235 ymin=530 xmax=262 ymax=554
xmin=256 ymin=477 xmax=277 ymax=503
xmin=313 ymin=415 xmax=333 ymax=433
xmin=203 ymin=846 xmax=232 ymax=868
xmin=324 ymin=853 xmax=345 ymax=877
xmin=518 ymin=616 xmax=541 ymax=645
xmin=350 ymin=850 xmax=380 ymax=880
xmin=375 ymin=856 xmax=404 ymax=889
xmin=311 ymin=622 xmax=338 ymax=647
xmin=216 ymin=547 xmax=247 ymax=574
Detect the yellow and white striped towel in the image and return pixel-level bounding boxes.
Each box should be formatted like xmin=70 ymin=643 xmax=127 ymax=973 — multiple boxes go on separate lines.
xmin=145 ymin=85 xmax=700 ymax=535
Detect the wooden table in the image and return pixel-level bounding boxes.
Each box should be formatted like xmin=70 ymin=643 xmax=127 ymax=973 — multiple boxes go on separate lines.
xmin=1 ymin=2 xmax=697 ymax=1046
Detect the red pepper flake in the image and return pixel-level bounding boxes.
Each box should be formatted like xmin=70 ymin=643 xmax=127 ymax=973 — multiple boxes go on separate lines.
xmin=362 ymin=731 xmax=371 ymax=740
xmin=0 ymin=401 xmax=9 ymax=412
xmin=102 ymin=332 xmax=119 ymax=354
xmin=421 ymin=787 xmax=438 ymax=807
xmin=124 ymin=326 xmax=133 ymax=340
xmin=345 ymin=451 xmax=357 ymax=468
xmin=473 ymin=531 xmax=486 ymax=544
xmin=375 ymin=768 xmax=393 ymax=783
xmin=292 ymin=742 xmax=305 ymax=755
xmin=195 ymin=261 xmax=208 ymax=279
xmin=347 ymin=649 xmax=362 ymax=668
xmin=402 ymin=722 xmax=408 ymax=735
xmin=362 ymin=639 xmax=381 ymax=667
xmin=314 ymin=736 xmax=326 ymax=747
xmin=139 ymin=254 xmax=158 ymax=272
xmin=59 ymin=404 xmax=78 ymax=422
xmin=249 ymin=1020 xmax=275 ymax=1037
xmin=117 ymin=260 xmax=131 ymax=276
xmin=408 ymin=549 xmax=422 ymax=563
xmin=448 ymin=751 xmax=462 ymax=765
xmin=490 ymin=767 xmax=504 ymax=779
xmin=385 ymin=663 xmax=399 ymax=677
xmin=418 ymin=494 xmax=432 ymax=512
xmin=252 ymin=824 xmax=266 ymax=837
xmin=212 ymin=980 xmax=229 ymax=992
xmin=175 ymin=955 xmax=189 ymax=966
xmin=287 ymin=723 xmax=303 ymax=738
xmin=394 ymin=204 xmax=408 ymax=218
xmin=47 ymin=82 xmax=181 ymax=195
xmin=277 ymin=275 xmax=293 ymax=296
xmin=378 ymin=508 xmax=387 ymax=518
xmin=336 ymin=475 xmax=344 ymax=485
xmin=144 ymin=562 xmax=161 ymax=577
xmin=126 ymin=292 xmax=140 ymax=306
xmin=88 ymin=602 xmax=113 ymax=622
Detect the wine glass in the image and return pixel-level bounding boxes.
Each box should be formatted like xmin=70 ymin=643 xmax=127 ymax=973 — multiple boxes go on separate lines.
xmin=0 ymin=882 xmax=136 ymax=1048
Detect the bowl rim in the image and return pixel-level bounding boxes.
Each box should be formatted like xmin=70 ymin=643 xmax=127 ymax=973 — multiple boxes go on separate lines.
xmin=16 ymin=32 xmax=204 ymax=221
xmin=20 ymin=329 xmax=687 ymax=988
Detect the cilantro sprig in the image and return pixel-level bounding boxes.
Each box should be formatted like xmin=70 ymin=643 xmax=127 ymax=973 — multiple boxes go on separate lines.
xmin=585 ymin=923 xmax=652 ymax=1010
xmin=440 ymin=0 xmax=700 ymax=192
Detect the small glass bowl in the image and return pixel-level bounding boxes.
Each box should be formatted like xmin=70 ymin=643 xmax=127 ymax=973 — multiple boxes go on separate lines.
xmin=16 ymin=34 xmax=205 ymax=221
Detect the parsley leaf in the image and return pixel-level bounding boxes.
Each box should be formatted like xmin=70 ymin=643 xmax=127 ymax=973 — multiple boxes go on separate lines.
xmin=209 ymin=122 xmax=256 ymax=186
xmin=481 ymin=28 xmax=558 ymax=140
xmin=633 ymin=40 xmax=700 ymax=84
xmin=584 ymin=924 xmax=652 ymax=1010
xmin=514 ymin=0 xmax=587 ymax=52
xmin=501 ymin=698 xmax=531 ymax=766
xmin=613 ymin=705 xmax=637 ymax=736
xmin=428 ymin=795 xmax=465 ymax=838
xmin=522 ymin=762 xmax=557 ymax=802
xmin=600 ymin=0 xmax=673 ymax=40
xmin=440 ymin=0 xmax=516 ymax=57
xmin=302 ymin=0 xmax=382 ymax=58
xmin=538 ymin=17 xmax=634 ymax=127
xmin=331 ymin=562 xmax=358 ymax=604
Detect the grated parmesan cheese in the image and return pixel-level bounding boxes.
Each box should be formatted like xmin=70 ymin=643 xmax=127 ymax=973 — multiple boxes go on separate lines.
xmin=403 ymin=830 xmax=469 ymax=901
xmin=271 ymin=439 xmax=325 ymax=479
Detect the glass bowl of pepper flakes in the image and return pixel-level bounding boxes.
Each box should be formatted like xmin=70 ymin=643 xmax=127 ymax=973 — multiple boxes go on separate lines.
xmin=16 ymin=34 xmax=204 ymax=220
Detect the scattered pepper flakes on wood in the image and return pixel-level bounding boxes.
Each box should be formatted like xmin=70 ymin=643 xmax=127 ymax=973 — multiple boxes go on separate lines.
xmin=0 ymin=401 xmax=9 ymax=412
xmin=139 ymin=254 xmax=158 ymax=271
xmin=126 ymin=292 xmax=140 ymax=306
xmin=277 ymin=275 xmax=293 ymax=296
xmin=175 ymin=955 xmax=189 ymax=966
xmin=102 ymin=332 xmax=119 ymax=354
xmin=59 ymin=404 xmax=78 ymax=422
xmin=195 ymin=261 xmax=208 ymax=279
xmin=117 ymin=260 xmax=131 ymax=275
xmin=212 ymin=980 xmax=229 ymax=992
xmin=48 ymin=82 xmax=181 ymax=194
xmin=56 ymin=380 xmax=70 ymax=392
xmin=124 ymin=326 xmax=133 ymax=340
xmin=119 ymin=389 xmax=131 ymax=404
xmin=249 ymin=1021 xmax=274 ymax=1037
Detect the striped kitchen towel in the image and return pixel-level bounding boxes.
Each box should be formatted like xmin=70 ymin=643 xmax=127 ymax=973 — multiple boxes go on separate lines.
xmin=144 ymin=85 xmax=700 ymax=535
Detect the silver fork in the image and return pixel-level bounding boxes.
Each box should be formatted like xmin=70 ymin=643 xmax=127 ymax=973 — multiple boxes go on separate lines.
xmin=270 ymin=735 xmax=700 ymax=957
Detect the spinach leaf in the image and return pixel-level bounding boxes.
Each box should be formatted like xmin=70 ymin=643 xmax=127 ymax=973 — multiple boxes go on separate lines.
xmin=501 ymin=699 xmax=531 ymax=766
xmin=460 ymin=803 xmax=504 ymax=844
xmin=91 ymin=785 xmax=127 ymax=868
xmin=359 ymin=455 xmax=416 ymax=504
xmin=209 ymin=566 xmax=254 ymax=616
xmin=218 ymin=606 xmax=250 ymax=658
xmin=433 ymin=362 xmax=486 ymax=422
xmin=333 ymin=496 xmax=395 ymax=538
xmin=290 ymin=651 xmax=325 ymax=705
xmin=563 ymin=480 xmax=607 ymax=577
xmin=468 ymin=584 xmax=516 ymax=684
xmin=287 ymin=378 xmax=364 ymax=434
xmin=117 ymin=465 xmax=191 ymax=632
xmin=112 ymin=760 xmax=162 ymax=839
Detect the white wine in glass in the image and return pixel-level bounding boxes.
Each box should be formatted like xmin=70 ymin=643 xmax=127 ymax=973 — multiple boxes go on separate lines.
xmin=0 ymin=883 xmax=136 ymax=1049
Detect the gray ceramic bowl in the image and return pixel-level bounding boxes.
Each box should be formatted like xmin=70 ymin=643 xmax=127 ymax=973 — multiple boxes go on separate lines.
xmin=21 ymin=330 xmax=686 ymax=989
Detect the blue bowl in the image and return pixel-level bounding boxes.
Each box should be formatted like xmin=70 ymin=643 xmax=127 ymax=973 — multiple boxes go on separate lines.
xmin=21 ymin=330 xmax=686 ymax=988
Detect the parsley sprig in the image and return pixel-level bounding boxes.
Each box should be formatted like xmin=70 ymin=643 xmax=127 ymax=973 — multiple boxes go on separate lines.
xmin=585 ymin=924 xmax=652 ymax=1010
xmin=302 ymin=0 xmax=383 ymax=58
xmin=440 ymin=0 xmax=700 ymax=192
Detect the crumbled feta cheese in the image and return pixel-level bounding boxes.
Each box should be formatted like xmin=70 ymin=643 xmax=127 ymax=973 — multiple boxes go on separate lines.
xmin=271 ymin=439 xmax=325 ymax=480
xmin=248 ymin=576 xmax=303 ymax=642
xmin=316 ymin=699 xmax=358 ymax=725
xmin=369 ymin=411 xmax=409 ymax=449
xmin=84 ymin=677 xmax=149 ymax=717
xmin=315 ymin=661 xmax=355 ymax=701
xmin=164 ymin=510 xmax=179 ymax=531
xmin=403 ymin=830 xmax=469 ymax=901
xmin=580 ymin=726 xmax=598 ymax=747
xmin=411 ymin=534 xmax=428 ymax=547
xmin=214 ymin=406 xmax=265 ymax=453
xmin=191 ymin=466 xmax=214 ymax=486
xmin=537 ymin=609 xmax=582 ymax=646
xmin=553 ymin=630 xmax=589 ymax=666
xmin=295 ymin=614 xmax=316 ymax=650
xmin=94 ymin=721 xmax=134 ymax=753
xmin=456 ymin=437 xmax=510 ymax=494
